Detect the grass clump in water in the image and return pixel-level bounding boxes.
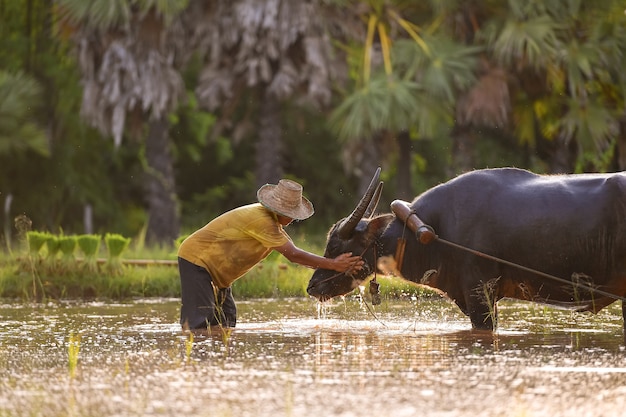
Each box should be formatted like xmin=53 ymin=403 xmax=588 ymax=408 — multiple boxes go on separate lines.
xmin=58 ymin=235 xmax=77 ymax=263
xmin=46 ymin=235 xmax=60 ymax=260
xmin=77 ymin=234 xmax=101 ymax=273
xmin=68 ymin=332 xmax=80 ymax=378
xmin=26 ymin=231 xmax=48 ymax=257
xmin=105 ymin=233 xmax=131 ymax=275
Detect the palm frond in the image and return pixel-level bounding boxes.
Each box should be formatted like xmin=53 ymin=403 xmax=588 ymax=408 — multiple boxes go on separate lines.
xmin=137 ymin=0 xmax=189 ymax=22
xmin=59 ymin=0 xmax=187 ymax=30
xmin=330 ymin=73 xmax=451 ymax=141
xmin=558 ymin=39 xmax=598 ymax=99
xmin=0 ymin=71 xmax=48 ymax=156
xmin=559 ymin=98 xmax=617 ymax=153
xmin=58 ymin=0 xmax=132 ymax=31
xmin=484 ymin=14 xmax=560 ymax=71
xmin=330 ymin=75 xmax=421 ymax=141
xmin=394 ymin=36 xmax=481 ymax=101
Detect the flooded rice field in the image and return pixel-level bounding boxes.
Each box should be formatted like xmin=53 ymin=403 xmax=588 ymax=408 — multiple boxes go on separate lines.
xmin=1 ymin=295 xmax=626 ymax=417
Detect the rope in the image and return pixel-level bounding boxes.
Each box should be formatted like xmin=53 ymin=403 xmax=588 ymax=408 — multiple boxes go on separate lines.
xmin=433 ymin=235 xmax=626 ymax=303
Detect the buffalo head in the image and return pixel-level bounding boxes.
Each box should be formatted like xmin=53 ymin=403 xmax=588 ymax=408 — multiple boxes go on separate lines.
xmin=307 ymin=167 xmax=392 ymax=301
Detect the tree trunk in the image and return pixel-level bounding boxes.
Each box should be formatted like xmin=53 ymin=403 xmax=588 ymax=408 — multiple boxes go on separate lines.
xmin=255 ymin=91 xmax=283 ymax=189
xmin=144 ymin=117 xmax=179 ymax=246
xmin=396 ymin=130 xmax=412 ymax=200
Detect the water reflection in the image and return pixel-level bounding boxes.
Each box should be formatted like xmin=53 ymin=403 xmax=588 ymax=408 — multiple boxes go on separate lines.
xmin=1 ymin=297 xmax=626 ymax=417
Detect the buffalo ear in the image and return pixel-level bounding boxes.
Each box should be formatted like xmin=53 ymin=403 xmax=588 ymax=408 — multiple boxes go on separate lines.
xmin=364 ymin=215 xmax=393 ymax=241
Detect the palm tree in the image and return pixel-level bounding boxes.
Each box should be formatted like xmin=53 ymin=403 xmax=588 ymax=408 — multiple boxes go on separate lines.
xmin=58 ymin=0 xmax=188 ymax=245
xmin=456 ymin=0 xmax=626 ymax=173
xmin=329 ymin=0 xmax=481 ymax=194
xmin=193 ymin=0 xmax=351 ymax=189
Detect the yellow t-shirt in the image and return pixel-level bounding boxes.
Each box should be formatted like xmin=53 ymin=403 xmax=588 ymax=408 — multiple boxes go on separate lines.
xmin=178 ymin=203 xmax=290 ymax=288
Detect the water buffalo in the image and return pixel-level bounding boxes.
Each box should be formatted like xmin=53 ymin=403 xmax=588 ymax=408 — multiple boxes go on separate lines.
xmin=307 ymin=167 xmax=626 ymax=330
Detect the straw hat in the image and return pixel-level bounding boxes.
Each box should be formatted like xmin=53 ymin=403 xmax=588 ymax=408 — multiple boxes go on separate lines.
xmin=257 ymin=179 xmax=314 ymax=220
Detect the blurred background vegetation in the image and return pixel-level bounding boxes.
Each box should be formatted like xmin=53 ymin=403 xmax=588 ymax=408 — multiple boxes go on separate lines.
xmin=2 ymin=0 xmax=626 ymax=251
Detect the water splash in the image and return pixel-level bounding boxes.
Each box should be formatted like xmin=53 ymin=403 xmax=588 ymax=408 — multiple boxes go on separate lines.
xmin=316 ymin=300 xmax=329 ymax=320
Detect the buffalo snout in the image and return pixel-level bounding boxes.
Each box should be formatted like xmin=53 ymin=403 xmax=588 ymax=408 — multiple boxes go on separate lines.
xmin=307 ymin=269 xmax=359 ymax=301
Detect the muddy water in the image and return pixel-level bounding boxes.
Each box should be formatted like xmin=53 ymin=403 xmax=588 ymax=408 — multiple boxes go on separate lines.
xmin=1 ymin=296 xmax=625 ymax=417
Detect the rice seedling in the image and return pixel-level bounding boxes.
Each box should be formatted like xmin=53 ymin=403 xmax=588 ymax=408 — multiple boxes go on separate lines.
xmin=58 ymin=235 xmax=77 ymax=263
xmin=233 ymin=257 xmax=310 ymax=298
xmin=105 ymin=233 xmax=131 ymax=259
xmin=479 ymin=277 xmax=500 ymax=331
xmin=45 ymin=234 xmax=60 ymax=259
xmin=26 ymin=231 xmax=48 ymax=257
xmin=21 ymin=231 xmax=49 ymax=300
xmin=185 ymin=332 xmax=194 ymax=363
xmin=77 ymin=234 xmax=101 ymax=273
xmin=68 ymin=332 xmax=81 ymax=378
xmin=104 ymin=233 xmax=131 ymax=274
xmin=220 ymin=327 xmax=233 ymax=348
xmin=77 ymin=234 xmax=101 ymax=257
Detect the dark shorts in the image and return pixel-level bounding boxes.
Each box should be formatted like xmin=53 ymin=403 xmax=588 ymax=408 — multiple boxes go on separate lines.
xmin=178 ymin=257 xmax=237 ymax=329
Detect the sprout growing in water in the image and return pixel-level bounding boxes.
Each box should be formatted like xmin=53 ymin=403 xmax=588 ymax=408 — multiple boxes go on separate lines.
xmin=77 ymin=234 xmax=101 ymax=273
xmin=185 ymin=332 xmax=194 ymax=363
xmin=105 ymin=233 xmax=131 ymax=274
xmin=68 ymin=332 xmax=81 ymax=378
xmin=58 ymin=235 xmax=77 ymax=261
xmin=26 ymin=231 xmax=48 ymax=256
xmin=45 ymin=235 xmax=60 ymax=259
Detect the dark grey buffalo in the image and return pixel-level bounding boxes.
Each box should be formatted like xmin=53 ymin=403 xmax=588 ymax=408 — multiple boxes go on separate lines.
xmin=307 ymin=167 xmax=626 ymax=330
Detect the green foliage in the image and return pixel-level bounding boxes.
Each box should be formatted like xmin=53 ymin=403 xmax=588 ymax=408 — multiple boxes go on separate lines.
xmin=0 ymin=0 xmax=149 ymax=241
xmin=483 ymin=13 xmax=559 ymax=70
xmin=57 ymin=0 xmax=189 ymax=30
xmin=46 ymin=235 xmax=61 ymax=259
xmin=331 ymin=75 xmax=422 ymax=141
xmin=3 ymin=0 xmax=626 ymax=253
xmin=104 ymin=233 xmax=131 ymax=275
xmin=77 ymin=234 xmax=101 ymax=274
xmin=58 ymin=235 xmax=78 ymax=259
xmin=26 ymin=231 xmax=49 ymax=256
xmin=174 ymin=234 xmax=188 ymax=249
xmin=394 ymin=36 xmax=482 ymax=101
xmin=67 ymin=333 xmax=80 ymax=378
xmin=0 ymin=237 xmax=439 ymax=301
xmin=233 ymin=261 xmax=310 ymax=299
xmin=0 ymin=261 xmax=180 ymax=301
xmin=0 ymin=243 xmax=180 ymax=300
xmin=372 ymin=275 xmax=436 ymax=300
xmin=105 ymin=233 xmax=131 ymax=258
xmin=172 ymin=92 xmax=217 ymax=163
xmin=0 ymin=71 xmax=48 ymax=156
xmin=77 ymin=234 xmax=101 ymax=258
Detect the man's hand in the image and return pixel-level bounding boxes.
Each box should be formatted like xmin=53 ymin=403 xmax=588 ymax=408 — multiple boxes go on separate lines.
xmin=332 ymin=252 xmax=364 ymax=273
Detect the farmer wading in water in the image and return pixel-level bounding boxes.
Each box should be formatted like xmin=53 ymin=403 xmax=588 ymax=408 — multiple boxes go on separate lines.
xmin=178 ymin=178 xmax=364 ymax=331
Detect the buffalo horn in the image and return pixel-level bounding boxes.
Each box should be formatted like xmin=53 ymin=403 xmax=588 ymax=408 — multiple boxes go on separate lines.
xmin=363 ymin=182 xmax=384 ymax=218
xmin=337 ymin=167 xmax=381 ymax=239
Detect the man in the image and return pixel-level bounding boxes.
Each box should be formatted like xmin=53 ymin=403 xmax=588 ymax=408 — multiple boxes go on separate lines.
xmin=178 ymin=178 xmax=363 ymax=331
